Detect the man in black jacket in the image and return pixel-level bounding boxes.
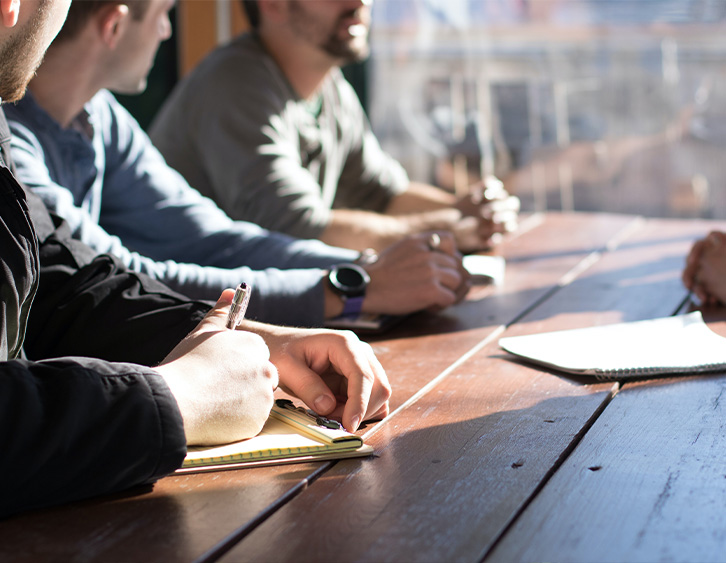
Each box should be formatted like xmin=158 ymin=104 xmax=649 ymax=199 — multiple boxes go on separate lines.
xmin=0 ymin=0 xmax=390 ymax=519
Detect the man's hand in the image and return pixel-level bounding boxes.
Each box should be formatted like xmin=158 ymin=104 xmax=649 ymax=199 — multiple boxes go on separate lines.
xmin=155 ymin=290 xmax=278 ymax=446
xmin=361 ymin=231 xmax=471 ymax=316
xmin=243 ymin=322 xmax=392 ymax=432
xmin=454 ymin=176 xmax=520 ymax=252
xmin=683 ymin=231 xmax=726 ymax=305
xmin=683 ymin=237 xmax=706 ymax=294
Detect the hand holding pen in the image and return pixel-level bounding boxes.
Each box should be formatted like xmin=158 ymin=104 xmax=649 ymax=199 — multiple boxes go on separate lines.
xmin=155 ymin=285 xmax=278 ymax=445
xmin=221 ymin=281 xmax=391 ymax=433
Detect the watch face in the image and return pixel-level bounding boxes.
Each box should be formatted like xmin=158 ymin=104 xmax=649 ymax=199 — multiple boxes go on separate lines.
xmin=330 ymin=264 xmax=370 ymax=296
xmin=338 ymin=266 xmax=364 ymax=287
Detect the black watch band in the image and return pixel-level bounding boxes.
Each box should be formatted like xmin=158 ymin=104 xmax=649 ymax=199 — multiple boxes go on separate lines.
xmin=328 ymin=264 xmax=370 ymax=316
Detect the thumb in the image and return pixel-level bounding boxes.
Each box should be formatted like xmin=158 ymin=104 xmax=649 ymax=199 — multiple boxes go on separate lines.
xmin=280 ymin=364 xmax=338 ymax=418
xmin=199 ymin=288 xmax=238 ymax=330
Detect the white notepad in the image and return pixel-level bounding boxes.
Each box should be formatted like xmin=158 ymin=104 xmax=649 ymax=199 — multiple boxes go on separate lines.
xmin=463 ymin=255 xmax=505 ymax=285
xmin=499 ymin=311 xmax=726 ymax=379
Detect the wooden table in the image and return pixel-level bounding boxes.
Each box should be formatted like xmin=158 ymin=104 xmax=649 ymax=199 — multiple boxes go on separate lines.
xmin=3 ymin=212 xmax=726 ymax=563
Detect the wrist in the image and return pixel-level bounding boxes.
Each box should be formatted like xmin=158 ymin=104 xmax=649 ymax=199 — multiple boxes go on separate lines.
xmin=410 ymin=208 xmax=462 ymax=231
xmin=324 ymin=283 xmax=346 ymax=318
xmin=326 ymin=263 xmax=370 ymax=318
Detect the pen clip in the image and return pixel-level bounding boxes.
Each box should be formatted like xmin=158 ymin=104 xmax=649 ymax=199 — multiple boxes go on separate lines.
xmin=275 ymin=398 xmax=343 ymax=430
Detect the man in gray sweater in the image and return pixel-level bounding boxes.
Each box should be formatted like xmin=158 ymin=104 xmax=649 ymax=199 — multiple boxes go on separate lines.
xmin=151 ymin=0 xmax=519 ymax=254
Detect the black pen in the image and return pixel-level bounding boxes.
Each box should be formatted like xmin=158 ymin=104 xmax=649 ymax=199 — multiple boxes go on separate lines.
xmin=226 ymin=283 xmax=251 ymax=329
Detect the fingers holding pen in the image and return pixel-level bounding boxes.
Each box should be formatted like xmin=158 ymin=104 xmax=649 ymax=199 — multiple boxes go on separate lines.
xmin=157 ymin=291 xmax=278 ymax=445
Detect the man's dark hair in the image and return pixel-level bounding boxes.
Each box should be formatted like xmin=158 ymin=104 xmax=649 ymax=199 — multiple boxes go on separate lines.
xmin=54 ymin=1 xmax=152 ymax=44
xmin=241 ymin=0 xmax=260 ymax=29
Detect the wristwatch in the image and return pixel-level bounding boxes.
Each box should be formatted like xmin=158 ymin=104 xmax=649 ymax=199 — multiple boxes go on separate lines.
xmin=328 ymin=264 xmax=370 ymax=317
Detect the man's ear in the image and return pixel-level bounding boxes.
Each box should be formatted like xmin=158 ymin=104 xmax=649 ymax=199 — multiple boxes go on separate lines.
xmin=98 ymin=3 xmax=130 ymax=48
xmin=0 ymin=0 xmax=20 ymax=28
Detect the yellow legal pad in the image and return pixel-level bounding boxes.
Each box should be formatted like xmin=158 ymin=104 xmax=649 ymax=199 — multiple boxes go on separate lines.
xmin=176 ymin=399 xmax=374 ymax=473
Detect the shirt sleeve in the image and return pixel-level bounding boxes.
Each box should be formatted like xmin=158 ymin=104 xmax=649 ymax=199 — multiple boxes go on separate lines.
xmin=24 ymin=187 xmax=211 ymax=366
xmin=8 ymin=94 xmax=359 ymax=327
xmin=0 ymin=173 xmax=189 ymax=518
xmin=0 ymin=358 xmax=187 ymax=519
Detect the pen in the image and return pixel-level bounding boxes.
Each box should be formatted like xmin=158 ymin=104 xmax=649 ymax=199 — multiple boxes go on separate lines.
xmin=226 ymin=283 xmax=251 ymax=329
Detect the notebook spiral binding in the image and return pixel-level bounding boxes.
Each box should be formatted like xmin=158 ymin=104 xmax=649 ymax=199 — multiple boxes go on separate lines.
xmin=592 ymin=362 xmax=726 ymax=381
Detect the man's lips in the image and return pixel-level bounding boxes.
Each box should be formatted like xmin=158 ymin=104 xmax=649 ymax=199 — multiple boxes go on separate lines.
xmin=338 ymin=15 xmax=369 ymax=38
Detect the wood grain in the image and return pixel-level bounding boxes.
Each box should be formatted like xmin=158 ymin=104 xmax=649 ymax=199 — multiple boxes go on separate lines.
xmin=487 ymin=374 xmax=726 ymax=563
xmin=219 ymin=216 xmax=722 ymax=562
xmin=3 ymin=214 xmax=724 ymax=563
xmin=0 ymin=213 xmax=632 ymax=561
xmin=370 ymin=212 xmax=640 ymax=411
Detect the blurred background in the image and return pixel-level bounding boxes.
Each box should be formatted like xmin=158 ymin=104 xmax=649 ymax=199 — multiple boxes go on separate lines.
xmin=129 ymin=0 xmax=726 ymax=220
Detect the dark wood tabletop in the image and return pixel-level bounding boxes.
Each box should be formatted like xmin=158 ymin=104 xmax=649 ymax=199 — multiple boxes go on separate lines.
xmin=3 ymin=212 xmax=726 ymax=563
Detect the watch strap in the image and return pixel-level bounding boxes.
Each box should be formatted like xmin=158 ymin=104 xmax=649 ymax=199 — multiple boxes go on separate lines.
xmin=341 ymin=294 xmax=365 ymax=317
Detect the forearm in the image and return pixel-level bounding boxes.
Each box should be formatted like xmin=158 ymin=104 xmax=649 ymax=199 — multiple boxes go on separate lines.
xmin=319 ymin=208 xmax=408 ymax=251
xmin=320 ymin=207 xmax=462 ymax=252
xmin=384 ymin=182 xmax=457 ymax=214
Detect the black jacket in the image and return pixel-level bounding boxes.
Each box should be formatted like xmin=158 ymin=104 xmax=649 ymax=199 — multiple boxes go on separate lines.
xmin=0 ymin=110 xmax=210 ymax=518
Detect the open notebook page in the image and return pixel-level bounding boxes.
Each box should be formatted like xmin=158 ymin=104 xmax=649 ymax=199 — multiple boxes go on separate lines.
xmin=499 ymin=311 xmax=726 ymax=378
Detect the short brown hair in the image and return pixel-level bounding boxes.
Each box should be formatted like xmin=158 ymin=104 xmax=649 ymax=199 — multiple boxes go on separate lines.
xmin=54 ymin=1 xmax=152 ymax=44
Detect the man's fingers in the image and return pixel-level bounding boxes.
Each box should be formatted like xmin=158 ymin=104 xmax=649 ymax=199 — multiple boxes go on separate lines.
xmin=279 ymin=363 xmax=338 ymax=417
xmin=335 ymin=337 xmax=390 ymax=432
xmin=420 ymin=230 xmax=457 ymax=256
xmin=273 ymin=331 xmax=391 ymax=433
xmin=198 ymin=288 xmax=239 ymax=330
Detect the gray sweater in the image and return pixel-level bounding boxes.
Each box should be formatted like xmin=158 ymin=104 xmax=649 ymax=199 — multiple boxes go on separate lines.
xmin=150 ymin=32 xmax=409 ymax=241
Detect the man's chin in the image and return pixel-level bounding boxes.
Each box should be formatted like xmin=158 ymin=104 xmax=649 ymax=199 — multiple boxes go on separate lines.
xmin=325 ymin=42 xmax=370 ymax=65
xmin=111 ymin=80 xmax=148 ymax=97
xmin=0 ymin=83 xmax=29 ymax=105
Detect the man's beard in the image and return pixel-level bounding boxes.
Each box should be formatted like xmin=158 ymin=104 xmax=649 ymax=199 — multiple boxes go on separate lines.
xmin=289 ymin=1 xmax=370 ymax=64
xmin=0 ymin=1 xmax=51 ymax=102
xmin=320 ymin=31 xmax=370 ymax=64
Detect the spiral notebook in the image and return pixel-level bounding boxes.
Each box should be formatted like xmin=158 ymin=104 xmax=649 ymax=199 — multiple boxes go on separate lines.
xmin=499 ymin=311 xmax=726 ymax=380
xmin=177 ymin=399 xmax=374 ymax=473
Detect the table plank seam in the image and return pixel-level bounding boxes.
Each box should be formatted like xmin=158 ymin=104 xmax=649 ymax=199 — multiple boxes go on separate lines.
xmin=194 ymin=215 xmax=648 ymax=563
xmin=195 ymin=464 xmax=332 ymax=563
xmin=479 ymin=381 xmax=621 ymax=563
xmin=363 ymin=324 xmax=508 ymax=441
xmin=195 ymin=213 xmax=653 ymax=562
xmin=365 ymin=215 xmax=646 ymax=442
